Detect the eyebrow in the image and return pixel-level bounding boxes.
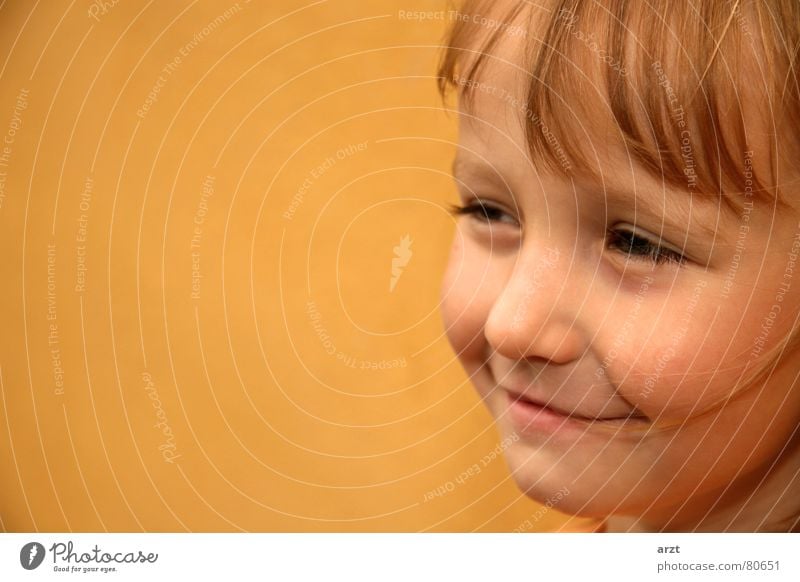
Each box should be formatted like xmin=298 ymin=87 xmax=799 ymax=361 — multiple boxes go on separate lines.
xmin=451 ymin=153 xmax=516 ymax=195
xmin=451 ymin=153 xmax=481 ymax=180
xmin=596 ymin=179 xmax=730 ymax=245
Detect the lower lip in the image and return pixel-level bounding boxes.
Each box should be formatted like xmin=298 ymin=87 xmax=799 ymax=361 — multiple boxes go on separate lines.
xmin=504 ymin=391 xmax=646 ymax=436
xmin=506 ymin=392 xmax=584 ymax=435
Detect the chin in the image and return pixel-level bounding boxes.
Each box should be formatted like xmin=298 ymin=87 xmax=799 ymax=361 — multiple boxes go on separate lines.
xmin=500 ymin=438 xmax=650 ymax=520
xmin=510 ymin=472 xmax=607 ymax=519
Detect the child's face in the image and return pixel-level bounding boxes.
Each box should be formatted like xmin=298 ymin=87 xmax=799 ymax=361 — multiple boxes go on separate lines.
xmin=440 ymin=45 xmax=800 ymax=526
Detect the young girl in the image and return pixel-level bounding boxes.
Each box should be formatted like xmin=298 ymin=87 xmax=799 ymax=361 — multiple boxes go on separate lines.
xmin=437 ymin=0 xmax=800 ymax=532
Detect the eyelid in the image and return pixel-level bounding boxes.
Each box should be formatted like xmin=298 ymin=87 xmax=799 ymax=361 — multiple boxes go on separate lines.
xmin=613 ymin=223 xmax=688 ymax=255
xmin=449 ymin=199 xmax=520 ymax=226
xmin=608 ymin=224 xmax=688 ymax=267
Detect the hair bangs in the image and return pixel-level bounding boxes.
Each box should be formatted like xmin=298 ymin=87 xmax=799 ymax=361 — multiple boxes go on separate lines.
xmin=439 ymin=0 xmax=800 ymax=215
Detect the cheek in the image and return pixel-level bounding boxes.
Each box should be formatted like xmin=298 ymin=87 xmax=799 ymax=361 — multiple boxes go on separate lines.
xmin=440 ymin=234 xmax=505 ymax=374
xmin=440 ymin=235 xmax=478 ymax=360
xmin=613 ymin=287 xmax=786 ymax=420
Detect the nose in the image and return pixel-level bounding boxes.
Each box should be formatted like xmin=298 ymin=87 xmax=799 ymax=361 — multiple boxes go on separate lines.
xmin=483 ymin=244 xmax=587 ymax=364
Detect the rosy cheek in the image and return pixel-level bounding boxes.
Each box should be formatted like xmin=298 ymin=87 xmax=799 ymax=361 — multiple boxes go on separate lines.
xmin=440 ymin=237 xmax=466 ymax=333
xmin=440 ymin=235 xmax=507 ymax=370
xmin=441 ymin=238 xmax=481 ymax=359
xmin=616 ymin=302 xmax=751 ymax=420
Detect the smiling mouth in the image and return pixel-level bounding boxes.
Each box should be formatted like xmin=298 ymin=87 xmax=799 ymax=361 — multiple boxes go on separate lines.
xmin=503 ymin=388 xmax=649 ymax=424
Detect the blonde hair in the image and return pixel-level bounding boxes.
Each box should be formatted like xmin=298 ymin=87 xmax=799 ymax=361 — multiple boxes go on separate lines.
xmin=439 ymin=0 xmax=800 ymax=206
xmin=438 ymin=0 xmax=800 ymax=434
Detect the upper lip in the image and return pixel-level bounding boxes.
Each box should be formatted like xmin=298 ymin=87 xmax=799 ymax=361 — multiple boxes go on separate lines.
xmin=503 ymin=386 xmax=648 ymax=422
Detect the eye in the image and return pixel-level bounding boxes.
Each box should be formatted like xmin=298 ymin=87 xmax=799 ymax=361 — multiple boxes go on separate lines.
xmin=607 ymin=227 xmax=687 ymax=266
xmin=448 ymin=201 xmax=518 ymax=226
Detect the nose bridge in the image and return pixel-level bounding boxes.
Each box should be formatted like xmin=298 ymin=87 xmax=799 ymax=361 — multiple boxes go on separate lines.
xmin=484 ymin=241 xmax=586 ymax=363
xmin=509 ymin=244 xmax=564 ymax=326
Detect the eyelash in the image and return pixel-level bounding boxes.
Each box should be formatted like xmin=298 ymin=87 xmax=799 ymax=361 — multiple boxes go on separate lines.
xmin=449 ymin=202 xmax=687 ymax=266
xmin=449 ymin=202 xmax=514 ymax=224
xmin=606 ymin=229 xmax=686 ymax=266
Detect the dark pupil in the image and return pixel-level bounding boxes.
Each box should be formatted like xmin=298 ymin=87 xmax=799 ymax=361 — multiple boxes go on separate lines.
xmin=620 ymin=232 xmax=650 ymax=254
xmin=481 ymin=205 xmax=503 ymax=221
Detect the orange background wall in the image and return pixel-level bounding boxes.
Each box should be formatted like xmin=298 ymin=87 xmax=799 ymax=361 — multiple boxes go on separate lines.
xmin=0 ymin=0 xmax=595 ymax=532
